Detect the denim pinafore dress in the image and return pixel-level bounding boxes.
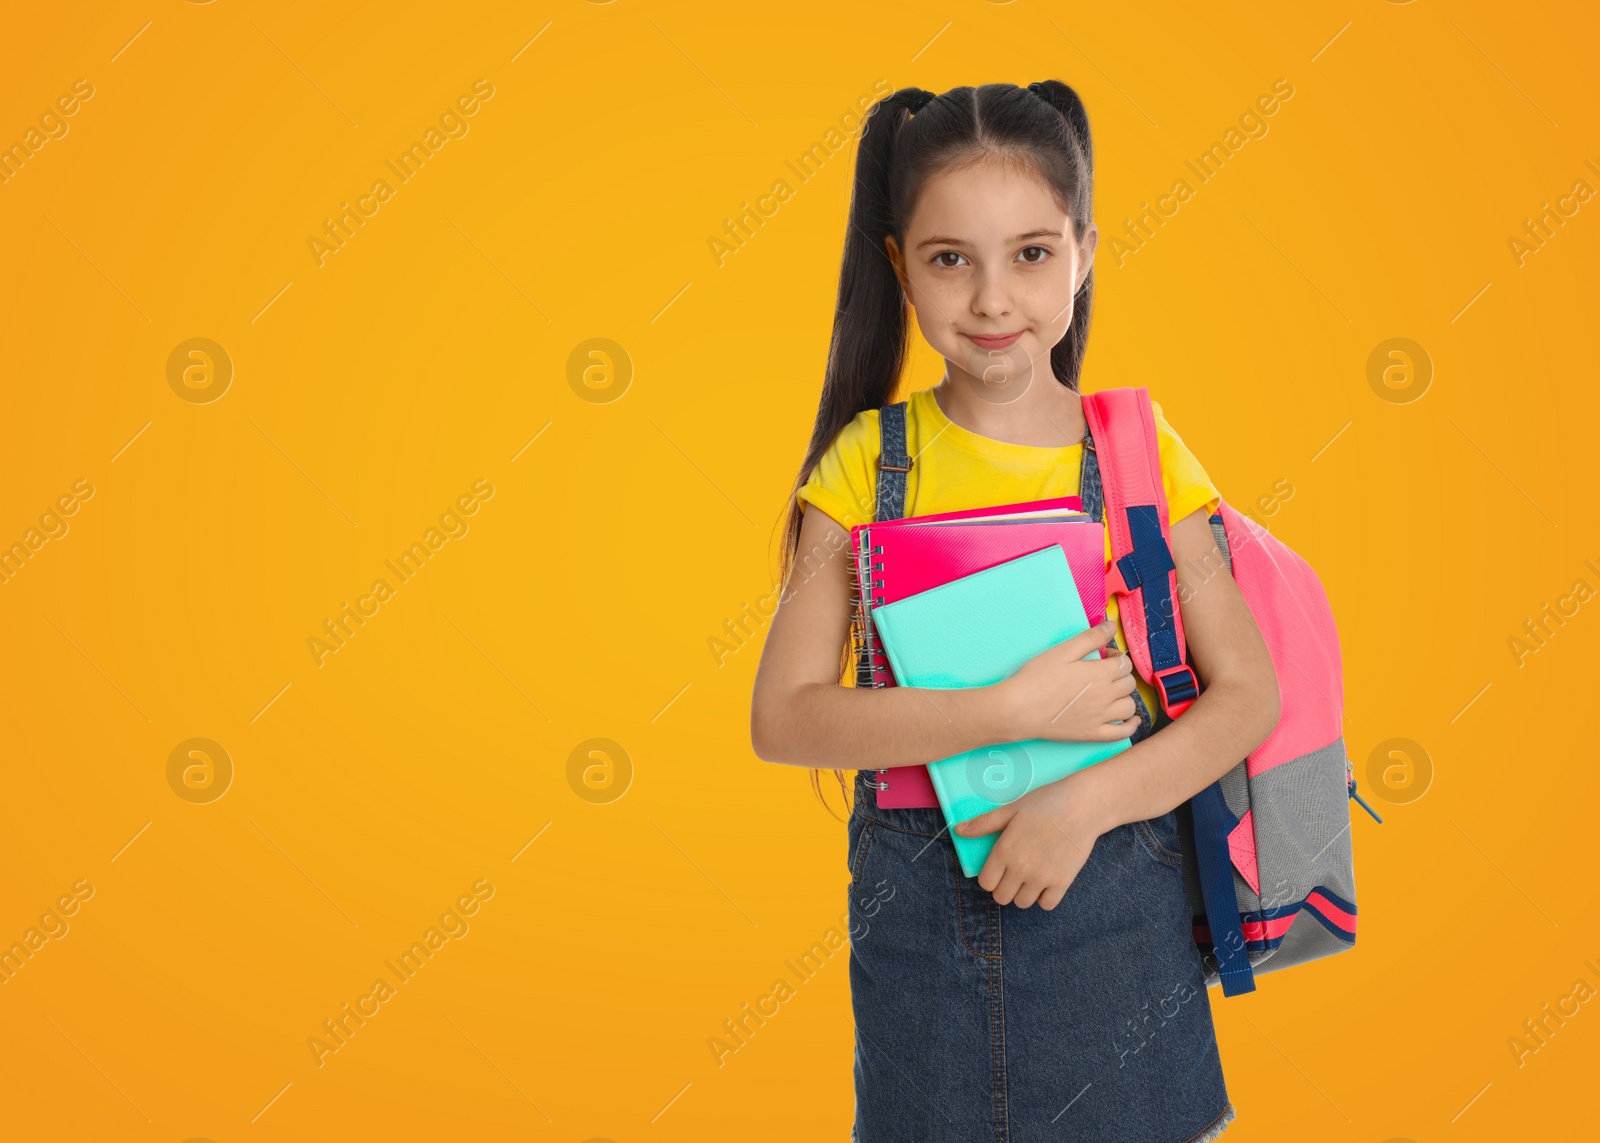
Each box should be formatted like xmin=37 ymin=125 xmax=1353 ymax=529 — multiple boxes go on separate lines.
xmin=845 ymin=402 xmax=1235 ymax=1143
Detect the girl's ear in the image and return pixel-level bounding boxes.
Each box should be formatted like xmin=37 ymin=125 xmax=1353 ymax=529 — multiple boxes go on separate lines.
xmin=1074 ymin=223 xmax=1099 ymax=291
xmin=883 ymin=234 xmax=910 ymax=294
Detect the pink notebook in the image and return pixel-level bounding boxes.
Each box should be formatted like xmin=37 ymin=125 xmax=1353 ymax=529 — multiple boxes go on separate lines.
xmin=849 ymin=500 xmax=1108 ymax=808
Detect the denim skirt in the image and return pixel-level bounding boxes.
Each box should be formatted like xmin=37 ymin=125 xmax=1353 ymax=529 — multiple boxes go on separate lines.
xmin=846 ymin=769 xmax=1234 ymax=1143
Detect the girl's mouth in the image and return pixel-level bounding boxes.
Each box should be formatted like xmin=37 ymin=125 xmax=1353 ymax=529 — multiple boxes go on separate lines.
xmin=966 ymin=331 xmax=1023 ymax=350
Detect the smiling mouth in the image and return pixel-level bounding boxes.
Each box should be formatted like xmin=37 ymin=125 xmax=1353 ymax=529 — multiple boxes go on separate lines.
xmin=966 ymin=331 xmax=1023 ymax=350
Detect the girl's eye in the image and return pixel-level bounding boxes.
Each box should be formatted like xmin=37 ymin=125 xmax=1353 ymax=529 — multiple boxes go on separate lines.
xmin=929 ymin=247 xmax=1051 ymax=267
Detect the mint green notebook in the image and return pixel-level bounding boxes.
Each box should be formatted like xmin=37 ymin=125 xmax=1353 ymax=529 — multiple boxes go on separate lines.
xmin=870 ymin=545 xmax=1131 ymax=877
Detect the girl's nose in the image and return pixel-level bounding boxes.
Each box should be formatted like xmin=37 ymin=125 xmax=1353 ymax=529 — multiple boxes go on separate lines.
xmin=971 ymin=271 xmax=1014 ymax=318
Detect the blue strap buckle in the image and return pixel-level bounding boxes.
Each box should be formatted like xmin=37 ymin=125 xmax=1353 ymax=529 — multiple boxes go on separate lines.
xmin=1154 ymin=664 xmax=1199 ymax=718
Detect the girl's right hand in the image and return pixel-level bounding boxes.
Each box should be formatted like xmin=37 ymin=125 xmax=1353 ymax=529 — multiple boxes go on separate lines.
xmin=999 ymin=620 xmax=1141 ymax=742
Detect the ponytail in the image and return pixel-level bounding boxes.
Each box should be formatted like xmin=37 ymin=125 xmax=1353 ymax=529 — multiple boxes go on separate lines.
xmin=779 ymin=86 xmax=928 ymax=579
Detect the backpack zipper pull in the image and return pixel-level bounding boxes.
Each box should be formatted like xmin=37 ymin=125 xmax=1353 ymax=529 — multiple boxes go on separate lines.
xmin=1348 ymin=778 xmax=1383 ymax=824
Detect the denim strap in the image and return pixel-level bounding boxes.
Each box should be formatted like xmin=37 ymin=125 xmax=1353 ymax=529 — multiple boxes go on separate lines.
xmin=875 ymin=401 xmax=911 ymax=521
xmin=857 ymin=403 xmax=911 ymax=689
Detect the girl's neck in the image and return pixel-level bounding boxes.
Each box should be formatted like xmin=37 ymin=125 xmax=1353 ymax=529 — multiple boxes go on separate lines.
xmin=931 ymin=368 xmax=1086 ymax=448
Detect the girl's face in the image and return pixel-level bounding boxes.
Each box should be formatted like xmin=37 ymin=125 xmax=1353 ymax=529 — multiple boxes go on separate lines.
xmin=886 ymin=154 xmax=1096 ymax=404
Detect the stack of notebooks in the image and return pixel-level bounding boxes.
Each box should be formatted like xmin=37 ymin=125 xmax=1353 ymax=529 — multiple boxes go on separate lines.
xmin=848 ymin=498 xmax=1131 ymax=877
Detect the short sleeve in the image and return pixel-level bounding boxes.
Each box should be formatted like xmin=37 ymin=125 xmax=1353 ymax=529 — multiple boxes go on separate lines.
xmin=797 ymin=408 xmax=881 ymax=530
xmin=1151 ymin=400 xmax=1222 ymax=525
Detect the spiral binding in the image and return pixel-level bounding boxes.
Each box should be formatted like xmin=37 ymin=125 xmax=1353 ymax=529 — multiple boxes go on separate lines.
xmin=848 ymin=527 xmax=894 ymax=789
xmin=852 ymin=535 xmax=893 ymax=687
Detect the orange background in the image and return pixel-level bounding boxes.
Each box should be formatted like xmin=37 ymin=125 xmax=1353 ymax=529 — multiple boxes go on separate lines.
xmin=1 ymin=1 xmax=1596 ymax=1140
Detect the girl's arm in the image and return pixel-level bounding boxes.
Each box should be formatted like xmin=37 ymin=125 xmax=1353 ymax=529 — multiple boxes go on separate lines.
xmin=750 ymin=502 xmax=1137 ymax=769
xmin=957 ymin=508 xmax=1281 ymax=909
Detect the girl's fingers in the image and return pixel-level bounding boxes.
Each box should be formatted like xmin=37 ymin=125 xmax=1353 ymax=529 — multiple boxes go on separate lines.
xmin=1038 ymin=884 xmax=1068 ymax=911
xmin=1058 ymin=620 xmax=1118 ymax=662
xmin=991 ymin=868 xmax=1025 ymax=906
xmin=1012 ymin=882 xmax=1042 ymax=909
xmin=1098 ymin=658 xmax=1134 ymax=691
xmin=956 ymin=806 xmax=1013 ymax=838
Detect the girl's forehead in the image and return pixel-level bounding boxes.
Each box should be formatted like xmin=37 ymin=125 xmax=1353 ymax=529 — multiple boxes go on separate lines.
xmin=907 ymin=159 xmax=1070 ymax=239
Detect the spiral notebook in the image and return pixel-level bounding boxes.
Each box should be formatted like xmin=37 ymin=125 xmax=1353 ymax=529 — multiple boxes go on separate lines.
xmin=848 ymin=499 xmax=1109 ymax=808
xmin=868 ymin=545 xmax=1132 ymax=876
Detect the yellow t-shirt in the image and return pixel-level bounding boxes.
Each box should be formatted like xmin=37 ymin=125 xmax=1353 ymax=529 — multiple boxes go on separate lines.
xmin=797 ymin=386 xmax=1222 ymax=721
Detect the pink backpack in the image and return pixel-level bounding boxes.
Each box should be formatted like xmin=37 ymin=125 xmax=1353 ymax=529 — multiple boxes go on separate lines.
xmin=1082 ymin=387 xmax=1381 ymax=996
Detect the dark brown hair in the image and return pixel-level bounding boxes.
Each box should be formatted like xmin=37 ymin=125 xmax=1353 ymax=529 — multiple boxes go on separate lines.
xmin=781 ymin=81 xmax=1096 ymax=810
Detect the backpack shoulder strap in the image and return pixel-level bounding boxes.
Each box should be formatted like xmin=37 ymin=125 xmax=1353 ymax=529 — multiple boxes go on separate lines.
xmin=875 ymin=401 xmax=912 ymax=522
xmin=1080 ymin=387 xmax=1198 ymax=720
xmin=1085 ymin=387 xmax=1256 ymax=996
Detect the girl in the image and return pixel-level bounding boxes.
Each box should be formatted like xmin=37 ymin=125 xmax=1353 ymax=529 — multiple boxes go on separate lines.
xmin=750 ymin=82 xmax=1279 ymax=1143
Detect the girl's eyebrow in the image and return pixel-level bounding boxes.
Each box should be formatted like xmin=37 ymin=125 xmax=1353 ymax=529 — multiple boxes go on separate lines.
xmin=915 ymin=228 xmax=1062 ymax=249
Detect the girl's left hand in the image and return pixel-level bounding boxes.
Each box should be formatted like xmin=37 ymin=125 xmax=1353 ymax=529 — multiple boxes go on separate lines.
xmin=954 ymin=775 xmax=1108 ymax=910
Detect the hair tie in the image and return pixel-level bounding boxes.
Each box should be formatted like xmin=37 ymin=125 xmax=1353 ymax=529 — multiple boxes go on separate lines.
xmin=909 ymin=90 xmax=936 ymax=114
xmin=1028 ymin=82 xmax=1049 ymax=100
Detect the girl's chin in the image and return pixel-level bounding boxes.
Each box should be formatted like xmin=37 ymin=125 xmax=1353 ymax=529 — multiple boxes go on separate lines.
xmin=961 ymin=342 xmax=1035 ymax=376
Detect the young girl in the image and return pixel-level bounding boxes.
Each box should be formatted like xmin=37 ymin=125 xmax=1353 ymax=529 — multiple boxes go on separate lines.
xmin=750 ymin=82 xmax=1280 ymax=1143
